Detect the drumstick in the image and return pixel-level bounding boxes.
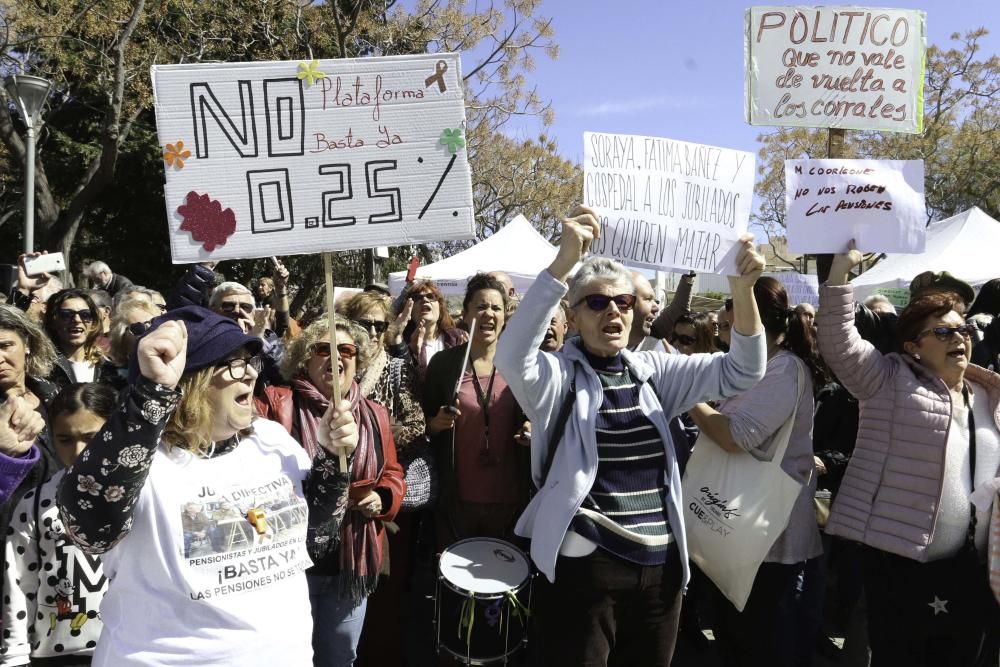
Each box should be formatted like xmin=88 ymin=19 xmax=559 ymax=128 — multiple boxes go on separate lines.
xmin=448 ymin=317 xmax=476 ymax=409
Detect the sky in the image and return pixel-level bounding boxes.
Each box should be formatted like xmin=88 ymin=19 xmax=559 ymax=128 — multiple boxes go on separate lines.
xmin=503 ymin=0 xmax=1000 ymax=162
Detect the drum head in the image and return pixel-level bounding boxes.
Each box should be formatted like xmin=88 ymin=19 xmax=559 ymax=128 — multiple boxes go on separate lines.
xmin=439 ymin=538 xmax=530 ymax=595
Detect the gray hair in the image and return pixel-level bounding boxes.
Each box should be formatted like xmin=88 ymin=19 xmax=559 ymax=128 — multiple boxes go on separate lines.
xmin=0 ymin=304 xmax=57 ymax=379
xmin=113 ymin=285 xmax=163 ymax=311
xmin=86 ymin=289 xmax=112 ymax=310
xmin=84 ymin=261 xmax=110 ymax=278
xmin=108 ymin=299 xmax=161 ymax=366
xmin=863 ymin=294 xmax=896 ymax=315
xmin=209 ymin=282 xmax=255 ymax=309
xmin=280 ymin=316 xmax=372 ymax=382
xmin=566 ymin=257 xmax=634 ymax=308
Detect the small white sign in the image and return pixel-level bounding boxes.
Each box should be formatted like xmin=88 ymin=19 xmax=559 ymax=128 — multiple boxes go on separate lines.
xmin=152 ymin=53 xmax=475 ymax=263
xmin=583 ymin=132 xmax=755 ymax=274
xmin=745 ymin=6 xmax=926 ymax=134
xmin=764 ymin=272 xmax=819 ymax=307
xmin=785 ymin=159 xmax=925 ymax=253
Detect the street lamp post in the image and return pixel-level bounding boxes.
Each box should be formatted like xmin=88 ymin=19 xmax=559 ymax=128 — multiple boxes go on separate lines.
xmin=4 ymin=74 xmax=53 ymax=254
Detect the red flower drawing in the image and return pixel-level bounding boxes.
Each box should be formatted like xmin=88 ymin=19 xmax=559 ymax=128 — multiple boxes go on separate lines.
xmin=177 ymin=192 xmax=237 ymax=251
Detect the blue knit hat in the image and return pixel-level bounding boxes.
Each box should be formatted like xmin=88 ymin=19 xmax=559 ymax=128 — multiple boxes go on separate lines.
xmin=128 ymin=306 xmax=263 ymax=385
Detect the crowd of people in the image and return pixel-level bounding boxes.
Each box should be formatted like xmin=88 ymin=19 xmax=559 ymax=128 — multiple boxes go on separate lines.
xmin=0 ymin=211 xmax=998 ymax=666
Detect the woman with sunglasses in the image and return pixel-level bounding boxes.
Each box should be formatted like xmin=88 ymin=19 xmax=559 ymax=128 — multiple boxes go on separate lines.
xmin=423 ymin=273 xmax=529 ymax=550
xmin=339 ymin=293 xmax=425 ymax=458
xmin=670 ymin=312 xmax=722 ymax=355
xmin=817 ymin=245 xmax=1000 ymax=666
xmin=57 ymin=306 xmax=359 ymax=665
xmin=42 ymin=289 xmax=120 ymax=390
xmin=495 ymin=206 xmax=767 ymax=666
xmin=388 ymin=281 xmax=466 ymax=378
xmin=256 ymin=316 xmax=405 ymax=666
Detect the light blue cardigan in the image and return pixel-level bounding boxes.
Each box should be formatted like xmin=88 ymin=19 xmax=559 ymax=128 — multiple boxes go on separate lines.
xmin=495 ymin=269 xmax=766 ymax=586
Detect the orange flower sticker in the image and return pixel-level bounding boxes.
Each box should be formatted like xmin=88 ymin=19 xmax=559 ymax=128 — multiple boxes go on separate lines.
xmin=163 ymin=141 xmax=192 ymax=169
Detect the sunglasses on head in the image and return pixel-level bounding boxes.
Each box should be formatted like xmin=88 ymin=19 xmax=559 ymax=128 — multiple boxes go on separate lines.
xmin=670 ymin=333 xmax=697 ymax=346
xmin=573 ymin=293 xmax=636 ymax=312
xmin=313 ymin=342 xmax=359 ymax=361
xmin=220 ymin=301 xmax=254 ymax=315
xmin=56 ymin=308 xmax=95 ymax=323
xmin=914 ymin=324 xmax=977 ymax=343
xmin=354 ymin=319 xmax=388 ymax=334
xmin=127 ymin=321 xmax=152 ymax=337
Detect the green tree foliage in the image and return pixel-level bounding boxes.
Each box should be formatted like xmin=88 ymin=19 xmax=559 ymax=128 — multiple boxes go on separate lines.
xmin=753 ymin=29 xmax=1000 ymax=268
xmin=0 ymin=0 xmax=581 ymax=316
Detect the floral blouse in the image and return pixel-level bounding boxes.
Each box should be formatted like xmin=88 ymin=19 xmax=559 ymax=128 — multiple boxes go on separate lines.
xmin=55 ymin=377 xmax=350 ymax=562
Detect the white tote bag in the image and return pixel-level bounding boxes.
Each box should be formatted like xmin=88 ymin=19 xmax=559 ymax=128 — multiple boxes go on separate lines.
xmin=681 ymin=358 xmax=807 ymax=612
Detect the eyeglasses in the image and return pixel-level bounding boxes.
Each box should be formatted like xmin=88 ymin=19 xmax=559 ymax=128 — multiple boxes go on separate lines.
xmin=127 ymin=321 xmax=152 ymax=337
xmin=914 ymin=324 xmax=977 ymax=343
xmin=219 ymin=301 xmax=254 ymax=315
xmin=410 ymin=292 xmax=436 ymax=304
xmin=354 ymin=319 xmax=388 ymax=335
xmin=573 ymin=293 xmax=636 ymax=312
xmin=56 ymin=308 xmax=95 ymax=323
xmin=215 ymin=356 xmax=263 ymax=380
xmin=312 ymin=342 xmax=359 ymax=361
xmin=670 ymin=333 xmax=697 ymax=346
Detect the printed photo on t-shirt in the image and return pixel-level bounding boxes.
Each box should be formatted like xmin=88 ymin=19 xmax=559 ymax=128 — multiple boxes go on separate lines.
xmin=177 ymin=474 xmax=313 ymax=602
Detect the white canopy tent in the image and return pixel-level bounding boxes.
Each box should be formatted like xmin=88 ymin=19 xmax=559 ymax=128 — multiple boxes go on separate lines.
xmin=851 ymin=207 xmax=1000 ymax=301
xmin=388 ymin=215 xmax=558 ymax=296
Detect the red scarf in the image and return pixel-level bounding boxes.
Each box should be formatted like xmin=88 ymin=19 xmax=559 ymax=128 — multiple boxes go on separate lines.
xmin=292 ymin=376 xmax=382 ymax=601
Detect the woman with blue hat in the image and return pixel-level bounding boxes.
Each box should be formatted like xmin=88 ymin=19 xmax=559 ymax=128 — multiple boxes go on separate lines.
xmin=57 ymin=306 xmax=357 ymax=665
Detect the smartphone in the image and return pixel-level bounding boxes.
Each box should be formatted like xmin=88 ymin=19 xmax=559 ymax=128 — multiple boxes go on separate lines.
xmin=23 ymin=252 xmax=65 ymax=276
xmin=405 ymin=256 xmax=420 ymax=282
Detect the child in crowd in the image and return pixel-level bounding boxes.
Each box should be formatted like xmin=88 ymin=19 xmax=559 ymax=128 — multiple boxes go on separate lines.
xmin=2 ymin=383 xmax=117 ymax=666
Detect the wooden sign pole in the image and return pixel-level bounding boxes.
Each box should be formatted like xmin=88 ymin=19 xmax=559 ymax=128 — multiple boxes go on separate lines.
xmin=323 ymin=252 xmax=348 ymax=473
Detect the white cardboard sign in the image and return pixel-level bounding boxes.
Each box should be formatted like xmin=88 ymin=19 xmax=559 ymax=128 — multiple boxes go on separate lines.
xmin=785 ymin=159 xmax=925 ymax=253
xmin=764 ymin=271 xmax=819 ymax=307
xmin=151 ymin=54 xmax=475 ymax=263
xmin=582 ymin=132 xmax=755 ymax=274
xmin=745 ymin=6 xmax=926 ymax=134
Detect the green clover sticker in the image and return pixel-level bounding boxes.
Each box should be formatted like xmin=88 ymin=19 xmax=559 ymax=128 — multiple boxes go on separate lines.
xmin=439 ymin=128 xmax=465 ymax=154
xmin=297 ymin=60 xmax=326 ymax=87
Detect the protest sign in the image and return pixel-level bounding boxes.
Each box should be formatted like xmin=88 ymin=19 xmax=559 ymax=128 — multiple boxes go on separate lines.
xmin=764 ymin=271 xmax=819 ymax=307
xmin=785 ymin=159 xmax=925 ymax=253
xmin=745 ymin=6 xmax=926 ymax=134
xmin=152 ymin=53 xmax=475 ymax=263
xmin=582 ymin=132 xmax=755 ymax=274
xmin=871 ymin=287 xmax=910 ymax=308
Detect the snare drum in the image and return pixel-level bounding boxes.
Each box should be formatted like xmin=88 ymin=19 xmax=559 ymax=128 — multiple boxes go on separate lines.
xmin=435 ymin=538 xmax=533 ymax=665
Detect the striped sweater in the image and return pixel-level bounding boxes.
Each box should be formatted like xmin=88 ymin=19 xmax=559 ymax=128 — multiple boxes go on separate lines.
xmin=571 ymin=352 xmax=673 ymax=565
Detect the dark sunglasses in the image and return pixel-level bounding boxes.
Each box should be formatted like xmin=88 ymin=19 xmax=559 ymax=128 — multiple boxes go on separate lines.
xmin=670 ymin=333 xmax=697 ymax=346
xmin=914 ymin=324 xmax=977 ymax=343
xmin=127 ymin=321 xmax=152 ymax=337
xmin=354 ymin=319 xmax=388 ymax=334
xmin=220 ymin=301 xmax=254 ymax=315
xmin=313 ymin=342 xmax=359 ymax=361
xmin=573 ymin=293 xmax=636 ymax=312
xmin=56 ymin=308 xmax=95 ymax=323
xmin=410 ymin=292 xmax=436 ymax=304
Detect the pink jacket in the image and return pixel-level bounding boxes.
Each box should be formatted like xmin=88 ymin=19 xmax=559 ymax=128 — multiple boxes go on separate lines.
xmin=817 ymin=284 xmax=1000 ymax=561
